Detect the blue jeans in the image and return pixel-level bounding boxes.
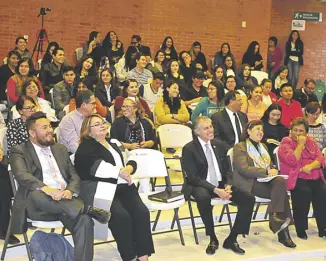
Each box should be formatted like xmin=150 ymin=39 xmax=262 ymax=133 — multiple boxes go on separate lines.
xmin=30 ymin=231 xmax=74 ymax=261
xmin=287 ymin=59 xmax=300 ymax=88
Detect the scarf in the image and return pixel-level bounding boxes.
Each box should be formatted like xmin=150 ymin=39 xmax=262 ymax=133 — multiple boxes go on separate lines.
xmin=124 ymin=117 xmax=145 ymax=143
xmin=246 ymin=139 xmax=271 ymax=169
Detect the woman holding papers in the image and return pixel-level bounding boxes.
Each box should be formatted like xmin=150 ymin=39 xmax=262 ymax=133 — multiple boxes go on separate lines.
xmin=75 ymin=114 xmax=155 ymax=261
xmin=278 ymin=117 xmax=326 ymax=240
xmin=232 ymin=120 xmax=296 ymax=248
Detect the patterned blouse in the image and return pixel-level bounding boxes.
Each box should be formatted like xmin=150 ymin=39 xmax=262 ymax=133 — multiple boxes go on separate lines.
xmin=6 ymin=118 xmax=28 ymax=154
xmin=308 ymin=123 xmax=326 ymax=150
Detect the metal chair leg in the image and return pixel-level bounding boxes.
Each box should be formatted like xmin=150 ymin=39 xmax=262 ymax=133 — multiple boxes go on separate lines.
xmin=225 ymin=205 xmax=233 ymax=230
xmin=218 ymin=205 xmax=226 ymax=223
xmin=253 ymin=202 xmax=261 ymax=220
xmin=50 ymin=228 xmax=55 ymax=233
xmin=1 ymin=218 xmax=12 ymax=260
xmin=23 ymin=232 xmax=33 ymax=261
xmin=151 ymin=178 xmax=157 ymax=191
xmin=61 ymin=227 xmax=66 ymax=235
xmin=170 ymin=210 xmax=177 ymax=230
xmin=188 ymin=201 xmax=199 ymax=245
xmin=264 ymin=207 xmax=269 ymax=219
xmin=174 ymin=208 xmax=185 ymax=246
xmin=152 ymin=210 xmax=161 ymax=231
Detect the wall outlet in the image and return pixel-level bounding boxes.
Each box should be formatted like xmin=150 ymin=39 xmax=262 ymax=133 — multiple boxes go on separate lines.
xmin=242 ymin=21 xmax=247 ymax=28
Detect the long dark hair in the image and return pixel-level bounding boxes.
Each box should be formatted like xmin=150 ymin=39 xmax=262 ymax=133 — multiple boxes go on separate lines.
xmin=238 ymin=64 xmax=252 ymax=81
xmin=87 ymin=31 xmax=99 ymax=45
xmin=219 ymin=42 xmax=231 ymax=55
xmin=163 ymin=81 xmax=181 ymax=111
xmin=287 ymin=30 xmax=301 ymax=44
xmin=244 ymin=41 xmax=260 ymax=57
xmin=240 ymin=120 xmax=263 ymax=141
xmin=73 ymin=78 xmax=94 ymax=98
xmin=223 ymin=55 xmax=236 ymax=72
xmin=42 ymin=42 xmax=59 ymax=64
xmin=213 ymin=65 xmax=226 ymax=83
xmin=166 ymin=60 xmax=181 ymax=78
xmin=161 ymin=36 xmax=176 ymax=51
xmin=124 ymin=46 xmax=139 ymax=71
xmin=21 ymin=79 xmax=41 ymax=97
xmin=16 ymin=58 xmax=35 ymax=76
xmin=208 ymin=81 xmax=225 ymax=102
xmin=103 ymin=31 xmax=121 ymax=49
xmin=75 ymin=55 xmax=97 ymax=77
xmin=121 ymin=79 xmax=139 ymax=98
xmin=261 ymin=103 xmax=283 ymax=124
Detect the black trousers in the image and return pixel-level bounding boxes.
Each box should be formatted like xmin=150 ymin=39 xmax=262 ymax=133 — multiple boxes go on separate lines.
xmin=26 ymin=190 xmax=94 ymax=261
xmin=0 ymin=164 xmax=12 ymax=237
xmin=251 ymin=176 xmax=292 ymax=220
xmin=109 ymin=184 xmax=155 ymax=261
xmin=191 ymin=185 xmax=255 ymax=237
xmin=291 ymin=178 xmax=326 ymax=232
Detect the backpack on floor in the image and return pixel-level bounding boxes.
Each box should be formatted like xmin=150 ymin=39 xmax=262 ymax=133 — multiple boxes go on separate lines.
xmin=30 ymin=230 xmax=74 ymax=261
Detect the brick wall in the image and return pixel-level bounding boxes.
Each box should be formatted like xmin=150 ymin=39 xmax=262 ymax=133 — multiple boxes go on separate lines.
xmin=0 ymin=0 xmax=272 ymax=70
xmin=271 ymin=0 xmax=326 ymax=87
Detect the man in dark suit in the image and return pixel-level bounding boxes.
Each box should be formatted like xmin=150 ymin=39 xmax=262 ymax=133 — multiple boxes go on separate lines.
xmin=10 ymin=112 xmax=110 ymax=261
xmin=293 ymin=78 xmax=318 ymax=108
xmin=211 ymin=91 xmax=248 ymax=149
xmin=182 ymin=116 xmax=255 ymax=255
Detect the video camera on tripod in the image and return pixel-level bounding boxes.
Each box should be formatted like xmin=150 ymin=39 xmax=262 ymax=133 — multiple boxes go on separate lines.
xmin=38 ymin=7 xmax=51 ymax=17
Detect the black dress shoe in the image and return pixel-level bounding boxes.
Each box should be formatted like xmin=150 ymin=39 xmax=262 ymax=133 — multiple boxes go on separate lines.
xmin=296 ymin=230 xmax=308 ymax=240
xmin=206 ymin=240 xmax=219 ymax=255
xmin=223 ymin=240 xmax=245 ymax=255
xmin=318 ymin=230 xmax=326 ymax=238
xmin=85 ymin=206 xmax=111 ymax=224
xmin=269 ymin=213 xmax=290 ymax=234
xmin=0 ymin=235 xmax=20 ymax=245
xmin=278 ymin=228 xmax=296 ymax=248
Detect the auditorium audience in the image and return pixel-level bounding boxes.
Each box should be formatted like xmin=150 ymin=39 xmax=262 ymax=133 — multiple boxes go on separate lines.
xmin=75 ymin=55 xmax=98 ymax=87
xmin=277 ymin=83 xmax=303 ymax=128
xmin=213 ymin=42 xmax=236 ymax=68
xmin=203 ymin=65 xmax=225 ymax=87
xmin=293 ymin=78 xmax=318 ymax=108
xmin=83 ymin=31 xmax=106 ymax=67
xmin=102 ymin=31 xmax=124 ymax=66
xmin=69 ymin=79 xmax=107 ymax=118
xmin=233 ymin=120 xmax=296 ymax=248
xmin=179 ymin=51 xmax=197 ymax=84
xmin=95 ymin=68 xmax=120 ymax=108
xmin=211 ymin=91 xmax=248 ymax=149
xmin=53 ymin=66 xmax=76 ymax=119
xmin=224 ymin=76 xmax=248 ymax=113
xmin=0 ymin=50 xmax=20 ymax=101
xmin=279 ymin=117 xmax=326 ymax=240
xmin=304 ymin=102 xmax=326 ymax=150
xmin=127 ymin=52 xmax=153 ymax=86
xmin=41 ymin=41 xmax=59 ymax=68
xmin=161 ymin=36 xmax=178 ymax=65
xmin=261 ymin=103 xmax=288 ymax=157
xmin=14 ymin=36 xmax=30 ymax=59
xmin=246 ymin=85 xmax=267 ymax=121
xmin=284 ymin=30 xmax=304 ymax=89
xmin=179 ymin=70 xmax=207 ymax=107
xmin=74 ymin=114 xmax=155 ymax=261
xmin=130 ymin=34 xmax=151 ymax=55
xmin=189 ymin=41 xmax=208 ymax=72
xmin=154 ymin=82 xmax=189 ymax=126
xmin=191 ymin=81 xmax=225 ymax=123
xmin=273 ymin=66 xmax=289 ymax=96
xmin=6 ymin=95 xmax=37 ymax=153
xmin=39 ymin=47 xmax=66 ymax=96
xmin=150 ymin=50 xmax=166 ymax=74
xmin=242 ymin=41 xmax=263 ymax=71
xmin=7 ymin=58 xmax=45 ymax=104
xmin=236 ymin=64 xmax=258 ymax=92
xmin=165 ymin=60 xmax=186 ymax=88
xmin=267 ymin=36 xmax=282 ymax=80
xmin=142 ymin=72 xmax=164 ymax=110
xmin=111 ymin=98 xmax=156 ymax=150
xmin=115 ymin=46 xmax=138 ymax=83
xmin=261 ymin=79 xmax=277 ymax=106
xmin=223 ymin=55 xmax=236 ymax=77
xmin=59 ymin=90 xmax=96 ymax=153
xmin=114 ymin=79 xmax=151 ymax=117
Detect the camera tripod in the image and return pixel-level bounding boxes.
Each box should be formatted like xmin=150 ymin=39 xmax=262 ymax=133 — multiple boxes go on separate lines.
xmin=31 ymin=8 xmax=50 ymax=69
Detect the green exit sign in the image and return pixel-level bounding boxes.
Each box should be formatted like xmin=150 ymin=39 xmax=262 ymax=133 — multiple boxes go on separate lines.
xmin=294 ymin=12 xmax=322 ymax=21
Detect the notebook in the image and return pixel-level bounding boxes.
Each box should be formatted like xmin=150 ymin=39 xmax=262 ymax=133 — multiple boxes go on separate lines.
xmin=148 ymin=190 xmax=184 ymax=203
xmin=257 ymin=175 xmax=288 ymax=183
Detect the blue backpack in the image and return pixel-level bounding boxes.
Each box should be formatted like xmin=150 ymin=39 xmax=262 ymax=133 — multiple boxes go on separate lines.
xmin=30 ymin=231 xmax=74 ymax=261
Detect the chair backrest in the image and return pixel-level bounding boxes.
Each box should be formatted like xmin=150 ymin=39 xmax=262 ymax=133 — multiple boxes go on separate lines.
xmin=322 ymin=147 xmax=326 ymax=156
xmin=38 ymin=59 xmax=42 ymax=70
xmin=3 ymin=57 xmax=8 ymax=65
xmin=108 ymin=105 xmax=115 ymax=123
xmin=49 ymin=88 xmax=55 ymax=108
xmin=75 ymin=48 xmax=83 ymax=61
xmin=273 ymin=146 xmax=280 ymax=170
xmin=128 ymin=149 xmax=168 ymax=179
xmin=250 ymin=71 xmax=269 ymax=85
xmin=0 ymin=127 xmax=7 ymax=155
xmin=54 ymin=127 xmax=60 ymax=143
xmin=227 ymin=147 xmax=234 ymax=171
xmin=157 ymin=124 xmax=193 ymax=149
xmin=63 ymin=104 xmax=70 ymax=115
xmin=7 ymin=164 xmax=18 ymax=195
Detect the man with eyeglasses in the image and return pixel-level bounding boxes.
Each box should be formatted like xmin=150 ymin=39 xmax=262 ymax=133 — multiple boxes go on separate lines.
xmin=211 ymin=91 xmax=248 ymax=149
xmin=293 ymin=78 xmax=318 ymax=108
xmin=130 ymin=35 xmax=151 ymax=57
xmin=53 ymin=66 xmax=76 ymax=119
xmin=58 ymin=90 xmax=96 ymax=153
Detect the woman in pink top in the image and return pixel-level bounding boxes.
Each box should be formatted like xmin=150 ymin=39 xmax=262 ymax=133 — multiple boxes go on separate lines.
xmin=279 ymin=117 xmax=326 ymax=240
xmin=246 ymin=85 xmax=267 ymax=121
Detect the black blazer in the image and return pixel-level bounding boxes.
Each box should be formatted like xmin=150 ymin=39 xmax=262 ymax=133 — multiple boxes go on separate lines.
xmin=10 ymin=141 xmax=80 ymax=233
xmin=95 ymin=83 xmax=120 ymax=107
xmin=181 ymin=137 xmax=232 ymax=199
xmin=293 ymin=89 xmax=318 ymax=108
xmin=284 ymin=40 xmax=304 ymax=65
xmin=74 ymin=137 xmax=137 ymax=206
xmin=211 ymin=108 xmax=248 ymax=149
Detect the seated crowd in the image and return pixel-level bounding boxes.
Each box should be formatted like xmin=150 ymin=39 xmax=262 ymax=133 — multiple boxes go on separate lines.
xmin=0 ymin=29 xmax=325 ymax=261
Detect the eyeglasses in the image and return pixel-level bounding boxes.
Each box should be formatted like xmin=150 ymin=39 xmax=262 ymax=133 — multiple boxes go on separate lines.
xmin=122 ymin=105 xmax=135 ymax=110
xmin=90 ymin=121 xmax=107 ymax=128
xmin=22 ymin=105 xmax=36 ymax=111
xmin=227 ymin=81 xmax=236 ymax=84
xmin=130 ymin=41 xmax=138 ymax=45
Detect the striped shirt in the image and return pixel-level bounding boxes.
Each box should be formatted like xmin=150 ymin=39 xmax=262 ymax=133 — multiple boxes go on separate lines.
xmin=127 ymin=67 xmax=153 ymax=86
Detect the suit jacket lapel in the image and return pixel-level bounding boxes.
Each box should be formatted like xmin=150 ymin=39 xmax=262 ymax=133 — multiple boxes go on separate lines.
xmin=222 ymin=109 xmax=235 ymax=136
xmin=193 ymin=137 xmax=207 ymax=165
xmin=26 ymin=141 xmax=42 ymax=171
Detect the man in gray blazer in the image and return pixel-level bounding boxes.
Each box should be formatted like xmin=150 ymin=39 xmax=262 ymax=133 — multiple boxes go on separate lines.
xmin=10 ymin=112 xmax=109 ymax=261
